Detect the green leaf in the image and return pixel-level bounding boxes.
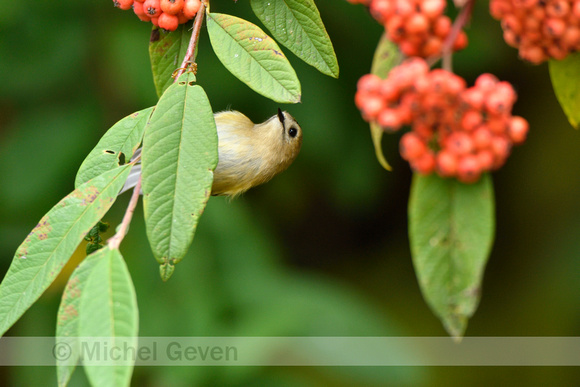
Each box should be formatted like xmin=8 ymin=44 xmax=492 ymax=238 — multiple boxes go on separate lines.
xmin=142 ymin=73 xmax=218 ymax=280
xmin=408 ymin=173 xmax=495 ymax=338
xmin=56 ymin=251 xmax=101 ymax=387
xmin=75 ymin=107 xmax=153 ymax=188
xmin=0 ymin=165 xmax=131 ymax=337
xmin=149 ymin=25 xmax=191 ymax=98
xmin=369 ymin=33 xmax=402 ymax=171
xmin=549 ymin=53 xmax=580 ymax=129
xmin=250 ymin=0 xmax=339 ymax=78
xmin=206 ymin=12 xmax=301 ymax=103
xmin=79 ymin=247 xmax=138 ymax=387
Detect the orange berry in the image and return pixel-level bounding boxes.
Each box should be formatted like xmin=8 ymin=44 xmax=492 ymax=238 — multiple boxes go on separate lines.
xmin=412 ymin=151 xmax=436 ymax=175
xmin=358 ymin=74 xmax=382 ymax=94
xmin=407 ymin=13 xmax=430 ymax=35
xmin=472 ymin=127 xmax=493 ymax=150
xmin=400 ymin=132 xmax=427 ymax=161
xmin=476 ymin=150 xmax=495 ymax=171
xmin=143 ymin=0 xmax=161 ymax=16
xmin=133 ymin=1 xmax=149 ymax=20
xmin=377 ymin=109 xmax=402 ymax=131
xmin=436 ymin=150 xmax=458 ymax=177
xmin=160 ymin=0 xmax=184 ymax=15
xmin=420 ymin=0 xmax=446 ymax=19
xmin=507 ymin=116 xmax=529 ymax=144
xmin=158 ymin=12 xmax=179 ymax=30
xmin=177 ymin=11 xmax=190 ymax=24
xmin=475 ymin=73 xmax=499 ymax=92
xmin=114 ymin=0 xmax=134 ymax=10
xmin=461 ymin=110 xmax=483 ymax=131
xmin=445 ymin=132 xmax=474 ymax=156
xmin=183 ymin=0 xmax=201 ymax=19
xmin=457 ymin=155 xmax=481 ymax=183
xmin=453 ymin=31 xmax=468 ymax=51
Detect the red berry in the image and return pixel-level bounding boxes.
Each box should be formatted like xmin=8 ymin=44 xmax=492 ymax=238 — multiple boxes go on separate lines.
xmin=412 ymin=151 xmax=436 ymax=175
xmin=160 ymin=0 xmax=184 ymax=15
xmin=507 ymin=116 xmax=529 ymax=144
xmin=400 ymin=132 xmax=427 ymax=161
xmin=476 ymin=150 xmax=495 ymax=171
xmin=114 ymin=0 xmax=134 ymax=10
xmin=475 ymin=73 xmax=499 ymax=91
xmin=357 ymin=74 xmax=382 ymax=94
xmin=133 ymin=1 xmax=150 ymax=20
xmin=158 ymin=12 xmax=179 ymax=30
xmin=457 ymin=155 xmax=482 ymax=183
xmin=461 ymin=110 xmax=483 ymax=131
xmin=436 ymin=150 xmax=458 ymax=177
xmin=377 ymin=109 xmax=402 ymax=131
xmin=183 ymin=0 xmax=201 ymax=18
xmin=420 ymin=0 xmax=446 ymax=19
xmin=445 ymin=132 xmax=474 ymax=156
xmin=490 ymin=135 xmax=511 ymax=168
xmin=472 ymin=127 xmax=493 ymax=150
xmin=143 ymin=0 xmax=161 ymax=16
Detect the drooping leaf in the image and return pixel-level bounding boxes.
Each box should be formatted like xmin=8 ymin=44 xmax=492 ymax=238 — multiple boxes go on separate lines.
xmin=142 ymin=73 xmax=218 ymax=280
xmin=75 ymin=107 xmax=153 ymax=188
xmin=549 ymin=53 xmax=580 ymax=129
xmin=56 ymin=251 xmax=102 ymax=387
xmin=149 ymin=25 xmax=191 ymax=97
xmin=0 ymin=165 xmax=131 ymax=337
xmin=369 ymin=33 xmax=402 ymax=171
xmin=206 ymin=12 xmax=301 ymax=103
xmin=250 ymin=0 xmax=339 ymax=78
xmin=78 ymin=247 xmax=138 ymax=387
xmin=408 ymin=174 xmax=495 ymax=338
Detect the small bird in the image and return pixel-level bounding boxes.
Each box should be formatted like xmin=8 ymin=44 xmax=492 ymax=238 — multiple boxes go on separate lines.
xmin=121 ymin=108 xmax=302 ymax=197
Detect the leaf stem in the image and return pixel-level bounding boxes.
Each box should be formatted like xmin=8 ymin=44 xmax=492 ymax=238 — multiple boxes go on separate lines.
xmin=431 ymin=0 xmax=475 ymax=72
xmin=173 ymin=3 xmax=207 ymax=81
xmin=108 ymin=175 xmax=142 ymax=250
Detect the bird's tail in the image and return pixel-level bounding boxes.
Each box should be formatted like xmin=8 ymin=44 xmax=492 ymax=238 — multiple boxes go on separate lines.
xmin=119 ymin=148 xmax=142 ymax=194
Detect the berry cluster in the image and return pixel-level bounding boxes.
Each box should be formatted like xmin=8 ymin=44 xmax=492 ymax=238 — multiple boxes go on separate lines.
xmin=490 ymin=0 xmax=580 ymax=63
xmin=113 ymin=0 xmax=201 ymax=31
xmin=347 ymin=0 xmax=468 ymax=57
xmin=355 ymin=58 xmax=529 ymax=183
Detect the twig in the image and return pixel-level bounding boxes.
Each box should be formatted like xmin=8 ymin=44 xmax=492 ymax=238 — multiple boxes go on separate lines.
xmin=430 ymin=0 xmax=476 ymax=71
xmin=173 ymin=3 xmax=207 ymax=81
xmin=108 ymin=174 xmax=142 ymax=250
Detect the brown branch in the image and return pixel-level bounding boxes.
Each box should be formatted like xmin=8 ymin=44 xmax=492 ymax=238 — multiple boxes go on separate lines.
xmin=173 ymin=3 xmax=207 ymax=81
xmin=108 ymin=174 xmax=142 ymax=250
xmin=430 ymin=0 xmax=476 ymax=71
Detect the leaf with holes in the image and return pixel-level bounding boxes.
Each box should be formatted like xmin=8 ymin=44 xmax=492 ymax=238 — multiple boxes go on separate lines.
xmin=142 ymin=73 xmax=218 ymax=280
xmin=75 ymin=107 xmax=153 ymax=188
xmin=408 ymin=174 xmax=495 ymax=338
xmin=0 ymin=165 xmax=131 ymax=337
xmin=207 ymin=12 xmax=301 ymax=103
xmin=250 ymin=0 xmax=338 ymax=78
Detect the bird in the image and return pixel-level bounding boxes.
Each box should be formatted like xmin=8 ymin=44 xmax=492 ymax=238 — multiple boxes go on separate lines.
xmin=121 ymin=108 xmax=302 ymax=197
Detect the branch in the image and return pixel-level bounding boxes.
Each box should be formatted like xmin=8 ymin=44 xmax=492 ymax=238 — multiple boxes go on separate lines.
xmin=173 ymin=3 xmax=207 ymax=81
xmin=108 ymin=174 xmax=142 ymax=250
xmin=430 ymin=0 xmax=476 ymax=71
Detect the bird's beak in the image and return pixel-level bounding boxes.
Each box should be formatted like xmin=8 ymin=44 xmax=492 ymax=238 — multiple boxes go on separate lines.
xmin=277 ymin=108 xmax=285 ymax=126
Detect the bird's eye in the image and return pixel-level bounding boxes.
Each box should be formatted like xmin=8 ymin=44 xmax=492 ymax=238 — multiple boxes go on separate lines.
xmin=288 ymin=127 xmax=298 ymax=138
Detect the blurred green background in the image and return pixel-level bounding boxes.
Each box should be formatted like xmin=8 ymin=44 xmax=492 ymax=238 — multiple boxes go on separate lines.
xmin=1 ymin=0 xmax=580 ymax=385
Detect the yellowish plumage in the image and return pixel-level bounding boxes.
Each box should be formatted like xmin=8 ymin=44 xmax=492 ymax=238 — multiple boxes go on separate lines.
xmin=121 ymin=110 xmax=302 ymax=197
xmin=212 ymin=110 xmax=303 ymax=196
